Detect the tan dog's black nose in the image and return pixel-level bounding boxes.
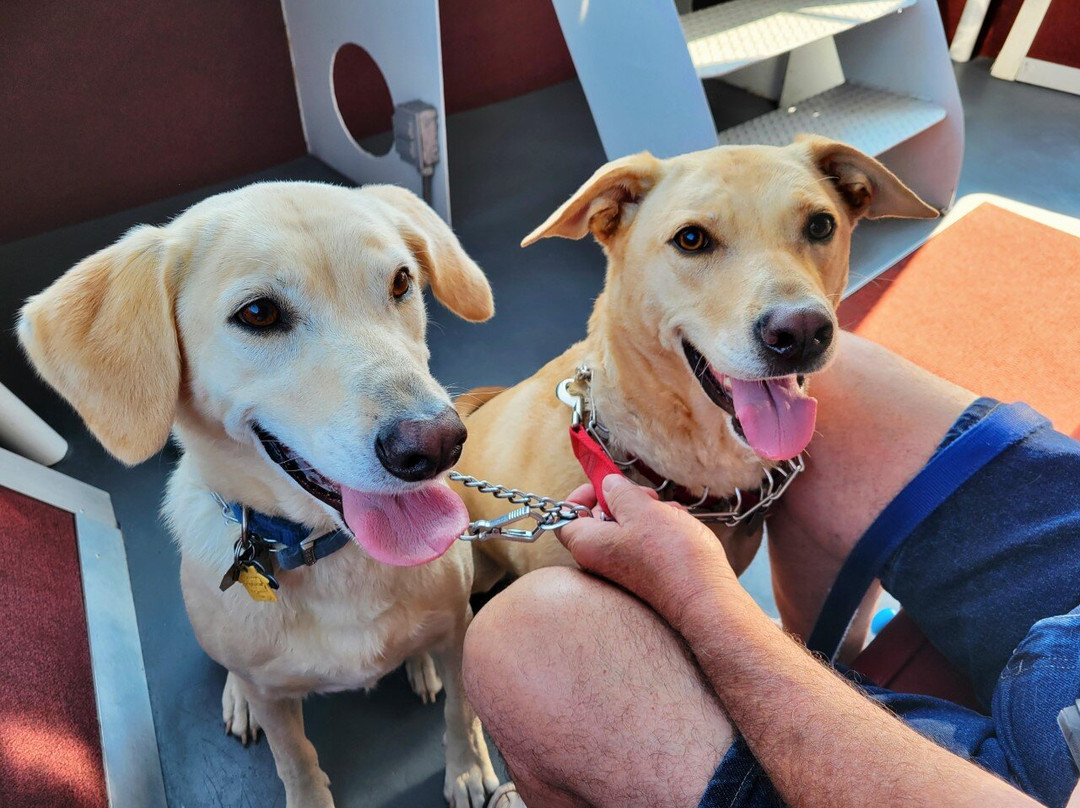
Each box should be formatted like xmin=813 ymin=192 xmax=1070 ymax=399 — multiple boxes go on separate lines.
xmin=375 ymin=408 xmax=467 ymax=482
xmin=757 ymin=306 xmax=834 ymax=371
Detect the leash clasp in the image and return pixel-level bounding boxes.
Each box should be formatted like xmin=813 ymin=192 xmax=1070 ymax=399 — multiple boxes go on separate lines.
xmin=556 ymin=378 xmax=585 ymax=427
xmin=462 ymin=506 xmax=539 ymax=541
xmin=451 ymin=472 xmax=592 ymax=542
xmin=460 ymin=503 xmax=589 ymax=542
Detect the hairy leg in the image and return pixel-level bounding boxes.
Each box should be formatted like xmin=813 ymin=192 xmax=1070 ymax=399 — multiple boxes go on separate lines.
xmin=464 ymin=567 xmax=733 ymax=808
xmin=767 ymin=331 xmax=976 ymax=644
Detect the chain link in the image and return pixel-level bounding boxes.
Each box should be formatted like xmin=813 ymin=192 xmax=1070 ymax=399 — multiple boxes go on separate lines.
xmin=689 ymin=454 xmax=804 ymax=527
xmin=449 ymin=472 xmax=591 ymax=541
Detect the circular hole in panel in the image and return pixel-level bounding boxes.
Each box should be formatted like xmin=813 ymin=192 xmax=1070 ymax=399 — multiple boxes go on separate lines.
xmin=331 ymin=43 xmax=394 ymax=157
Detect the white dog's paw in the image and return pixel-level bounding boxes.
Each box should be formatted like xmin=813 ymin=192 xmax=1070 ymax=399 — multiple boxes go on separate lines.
xmin=443 ymin=759 xmax=500 ymax=808
xmin=221 ymin=671 xmax=260 ymax=747
xmin=406 ymin=653 xmax=443 ymax=704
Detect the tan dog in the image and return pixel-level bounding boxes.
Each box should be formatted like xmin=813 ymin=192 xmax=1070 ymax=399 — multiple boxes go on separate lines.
xmin=455 ymin=137 xmax=936 ymax=588
xmin=19 ymin=182 xmax=501 ymax=808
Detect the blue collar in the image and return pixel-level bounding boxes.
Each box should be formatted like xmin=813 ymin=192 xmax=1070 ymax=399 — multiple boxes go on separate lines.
xmin=224 ymin=501 xmax=352 ymax=571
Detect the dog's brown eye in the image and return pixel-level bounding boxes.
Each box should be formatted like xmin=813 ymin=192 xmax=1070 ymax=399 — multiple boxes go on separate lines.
xmin=672 ymin=226 xmax=711 ymax=254
xmin=391 ymin=268 xmax=411 ymax=299
xmin=236 ymin=298 xmax=280 ymax=329
xmin=806 ymin=212 xmax=836 ymax=242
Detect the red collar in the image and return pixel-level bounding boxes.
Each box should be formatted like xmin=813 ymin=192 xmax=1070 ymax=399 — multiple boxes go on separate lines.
xmin=568 ymin=423 xmax=622 ymax=515
xmin=569 ymin=423 xmax=762 ymax=520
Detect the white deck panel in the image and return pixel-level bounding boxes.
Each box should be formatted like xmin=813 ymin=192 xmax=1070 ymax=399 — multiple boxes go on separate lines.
xmin=716 ymin=82 xmax=946 ymax=156
xmin=682 ymin=0 xmax=914 ymax=79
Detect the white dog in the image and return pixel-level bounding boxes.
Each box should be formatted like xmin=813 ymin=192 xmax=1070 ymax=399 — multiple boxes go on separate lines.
xmin=19 ymin=182 xmax=501 ymax=808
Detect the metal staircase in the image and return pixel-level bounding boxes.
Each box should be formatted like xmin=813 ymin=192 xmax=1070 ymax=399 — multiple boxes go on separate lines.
xmin=682 ymin=0 xmax=915 ymax=78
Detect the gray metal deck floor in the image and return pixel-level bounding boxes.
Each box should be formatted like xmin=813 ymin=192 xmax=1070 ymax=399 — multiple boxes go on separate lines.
xmin=0 ymin=58 xmax=1078 ymax=807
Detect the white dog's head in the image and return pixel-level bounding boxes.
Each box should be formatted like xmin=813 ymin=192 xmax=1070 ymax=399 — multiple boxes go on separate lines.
xmin=19 ymin=182 xmax=493 ymax=565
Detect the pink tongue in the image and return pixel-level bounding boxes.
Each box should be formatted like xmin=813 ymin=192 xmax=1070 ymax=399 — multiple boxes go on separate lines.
xmin=725 ymin=375 xmax=818 ymax=461
xmin=340 ymin=484 xmax=468 ymax=567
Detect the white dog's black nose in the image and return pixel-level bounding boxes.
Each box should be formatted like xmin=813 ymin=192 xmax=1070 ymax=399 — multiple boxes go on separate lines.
xmin=757 ymin=305 xmax=834 ymax=371
xmin=375 ymin=408 xmax=467 ymax=482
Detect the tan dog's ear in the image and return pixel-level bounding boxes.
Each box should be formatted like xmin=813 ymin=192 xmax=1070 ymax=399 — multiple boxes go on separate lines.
xmin=364 ymin=184 xmax=494 ymax=322
xmin=18 ymin=225 xmax=182 ymax=465
xmin=522 ymin=152 xmax=662 ymax=247
xmin=796 ymin=135 xmax=938 ymax=220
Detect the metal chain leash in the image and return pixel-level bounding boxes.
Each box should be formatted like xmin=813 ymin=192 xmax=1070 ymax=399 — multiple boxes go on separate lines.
xmin=449 ymin=472 xmax=591 ymax=542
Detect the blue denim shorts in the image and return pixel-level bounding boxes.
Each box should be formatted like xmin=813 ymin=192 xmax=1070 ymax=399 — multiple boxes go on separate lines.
xmin=699 ymin=399 xmax=1080 ymax=808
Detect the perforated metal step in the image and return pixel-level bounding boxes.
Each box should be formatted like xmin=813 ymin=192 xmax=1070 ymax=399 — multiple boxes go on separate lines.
xmin=716 ymin=83 xmax=946 ymax=156
xmin=682 ymin=0 xmax=914 ymax=79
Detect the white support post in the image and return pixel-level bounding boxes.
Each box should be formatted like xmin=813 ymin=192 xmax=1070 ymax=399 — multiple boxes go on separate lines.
xmin=0 ymin=382 xmax=68 ymax=466
xmin=990 ymin=0 xmax=1079 ymax=96
xmin=949 ymin=0 xmax=992 ymax=62
xmin=990 ymin=0 xmax=1052 ymax=81
xmin=550 ymin=0 xmax=717 ymax=160
xmin=280 ymin=0 xmax=452 ymax=221
xmin=1016 ymin=58 xmax=1080 ymax=95
xmin=779 ymin=38 xmax=845 ymax=108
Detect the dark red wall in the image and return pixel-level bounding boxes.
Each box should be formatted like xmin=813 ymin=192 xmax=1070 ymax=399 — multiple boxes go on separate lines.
xmin=2 ymin=0 xmax=575 ymax=245
xmin=5 ymin=1 xmax=1075 ymax=244
xmin=2 ymin=0 xmax=308 ymax=244
xmin=938 ymin=0 xmax=1080 ymax=65
xmin=441 ymin=0 xmax=575 ymax=114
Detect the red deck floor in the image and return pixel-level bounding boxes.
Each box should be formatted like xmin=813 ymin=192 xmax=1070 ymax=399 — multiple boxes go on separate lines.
xmin=0 ymin=486 xmax=107 ymax=808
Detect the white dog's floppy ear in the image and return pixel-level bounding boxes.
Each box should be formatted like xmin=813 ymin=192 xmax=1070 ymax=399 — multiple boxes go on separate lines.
xmin=364 ymin=184 xmax=494 ymax=323
xmin=18 ymin=225 xmax=182 ymax=465
xmin=796 ymin=135 xmax=939 ymax=220
xmin=522 ymin=151 xmax=663 ymax=247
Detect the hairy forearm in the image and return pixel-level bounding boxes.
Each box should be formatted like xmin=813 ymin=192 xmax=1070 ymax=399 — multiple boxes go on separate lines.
xmin=664 ymin=577 xmax=1039 ymax=808
xmin=558 ymin=477 xmax=1041 ymax=807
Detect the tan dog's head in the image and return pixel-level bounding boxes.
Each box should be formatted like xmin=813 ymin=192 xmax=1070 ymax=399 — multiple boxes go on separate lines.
xmin=19 ymin=182 xmax=493 ymax=565
xmin=524 ymin=137 xmax=936 ymax=461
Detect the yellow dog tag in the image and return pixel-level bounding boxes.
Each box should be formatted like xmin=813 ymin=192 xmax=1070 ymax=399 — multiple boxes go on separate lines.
xmin=238 ymin=565 xmax=278 ymax=602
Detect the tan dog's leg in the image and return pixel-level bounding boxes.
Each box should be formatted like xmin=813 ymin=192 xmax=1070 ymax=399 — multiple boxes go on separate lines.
xmin=246 ymin=690 xmax=334 ymax=808
xmin=406 ymin=652 xmax=444 ymax=704
xmin=471 ymin=549 xmax=508 ymax=595
xmin=435 ymin=607 xmax=500 ymax=808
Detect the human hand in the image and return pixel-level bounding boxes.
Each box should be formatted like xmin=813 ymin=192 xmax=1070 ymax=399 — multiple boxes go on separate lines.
xmin=558 ymin=474 xmax=739 ymax=623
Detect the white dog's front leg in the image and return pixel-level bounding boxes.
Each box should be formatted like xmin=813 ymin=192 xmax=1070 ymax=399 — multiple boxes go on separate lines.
xmin=435 ymin=607 xmax=500 ymax=808
xmin=222 ymin=670 xmax=262 ymax=746
xmin=245 ymin=690 xmax=334 ymax=808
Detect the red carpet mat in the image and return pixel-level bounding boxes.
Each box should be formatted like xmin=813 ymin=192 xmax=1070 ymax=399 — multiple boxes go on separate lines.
xmin=841 ymin=203 xmax=1080 ymax=439
xmin=0 ymin=486 xmax=107 ymax=808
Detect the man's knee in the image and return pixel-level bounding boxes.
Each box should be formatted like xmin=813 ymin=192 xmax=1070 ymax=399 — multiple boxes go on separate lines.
xmin=464 ymin=566 xmax=733 ymax=808
xmin=463 ymin=566 xmax=609 ymax=715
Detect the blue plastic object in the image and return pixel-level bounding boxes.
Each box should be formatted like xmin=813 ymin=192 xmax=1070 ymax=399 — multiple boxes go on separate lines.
xmin=871 ymin=607 xmax=898 ymax=635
